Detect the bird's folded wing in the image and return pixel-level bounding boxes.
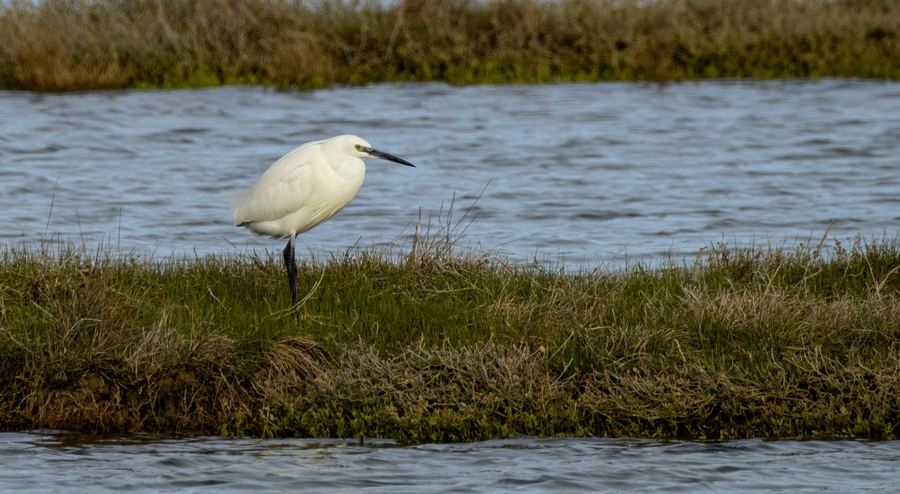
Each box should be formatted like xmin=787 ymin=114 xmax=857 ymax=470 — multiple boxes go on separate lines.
xmin=230 ymin=158 xmax=315 ymax=225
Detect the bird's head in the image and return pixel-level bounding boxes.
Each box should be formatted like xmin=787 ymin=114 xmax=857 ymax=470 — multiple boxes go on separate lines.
xmin=332 ymin=135 xmax=416 ymax=167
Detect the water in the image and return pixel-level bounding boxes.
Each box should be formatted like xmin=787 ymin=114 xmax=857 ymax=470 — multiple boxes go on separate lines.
xmin=2 ymin=432 xmax=900 ymax=492
xmin=4 ymin=82 xmax=900 ymax=488
xmin=3 ymin=80 xmax=899 ymax=266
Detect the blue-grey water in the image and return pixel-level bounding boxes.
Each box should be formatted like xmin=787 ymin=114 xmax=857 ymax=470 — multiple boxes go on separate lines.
xmin=3 ymin=80 xmax=900 ymax=490
xmin=3 ymin=432 xmax=900 ymax=493
xmin=3 ymin=80 xmax=899 ymax=266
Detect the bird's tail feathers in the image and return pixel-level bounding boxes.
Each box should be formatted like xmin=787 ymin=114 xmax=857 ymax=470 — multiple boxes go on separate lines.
xmin=222 ymin=188 xmax=248 ymax=226
xmin=221 ymin=188 xmax=244 ymax=208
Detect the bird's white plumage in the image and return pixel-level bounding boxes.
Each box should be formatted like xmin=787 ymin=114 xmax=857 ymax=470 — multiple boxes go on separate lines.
xmin=228 ymin=134 xmax=414 ymax=315
xmin=228 ymin=135 xmax=369 ymax=239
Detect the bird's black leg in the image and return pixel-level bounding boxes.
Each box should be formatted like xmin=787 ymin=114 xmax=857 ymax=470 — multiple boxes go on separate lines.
xmin=283 ymin=239 xmax=299 ymax=319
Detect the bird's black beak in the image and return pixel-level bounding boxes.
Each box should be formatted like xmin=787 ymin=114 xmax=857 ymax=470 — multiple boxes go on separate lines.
xmin=365 ymin=147 xmax=416 ymax=167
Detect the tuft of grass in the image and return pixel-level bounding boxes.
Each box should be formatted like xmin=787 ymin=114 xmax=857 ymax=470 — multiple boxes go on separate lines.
xmin=1 ymin=0 xmax=899 ymax=91
xmin=2 ymin=231 xmax=900 ymax=440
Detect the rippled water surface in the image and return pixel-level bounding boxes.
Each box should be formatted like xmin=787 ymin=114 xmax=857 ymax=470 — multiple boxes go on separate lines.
xmin=3 ymin=80 xmax=899 ymax=264
xmin=3 ymin=82 xmax=900 ymax=490
xmin=3 ymin=433 xmax=900 ymax=493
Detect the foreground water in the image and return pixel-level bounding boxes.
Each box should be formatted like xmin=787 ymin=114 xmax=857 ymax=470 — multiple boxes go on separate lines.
xmin=3 ymin=80 xmax=899 ymax=265
xmin=3 ymin=432 xmax=900 ymax=493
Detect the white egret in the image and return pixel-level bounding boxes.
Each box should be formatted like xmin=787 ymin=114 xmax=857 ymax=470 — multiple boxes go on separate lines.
xmin=228 ymin=134 xmax=415 ymax=315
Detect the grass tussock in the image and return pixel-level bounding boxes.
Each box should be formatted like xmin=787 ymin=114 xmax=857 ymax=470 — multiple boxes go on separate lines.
xmin=2 ymin=231 xmax=900 ymax=440
xmin=1 ymin=0 xmax=899 ymax=91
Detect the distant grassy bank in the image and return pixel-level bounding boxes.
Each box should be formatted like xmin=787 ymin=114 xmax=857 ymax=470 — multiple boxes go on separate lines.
xmin=1 ymin=0 xmax=898 ymax=91
xmin=2 ymin=233 xmax=900 ymax=441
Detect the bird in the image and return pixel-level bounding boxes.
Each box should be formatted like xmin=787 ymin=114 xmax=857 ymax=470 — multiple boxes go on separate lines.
xmin=227 ymin=134 xmax=415 ymax=317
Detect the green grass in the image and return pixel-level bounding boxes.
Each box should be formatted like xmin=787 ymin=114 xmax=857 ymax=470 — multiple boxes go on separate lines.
xmin=1 ymin=0 xmax=900 ymax=91
xmin=2 ymin=231 xmax=900 ymax=441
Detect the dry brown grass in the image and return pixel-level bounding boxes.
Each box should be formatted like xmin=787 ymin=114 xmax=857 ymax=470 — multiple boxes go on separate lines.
xmin=3 ymin=234 xmax=900 ymax=440
xmin=0 ymin=230 xmax=900 ymax=441
xmin=252 ymin=327 xmax=900 ymax=441
xmin=1 ymin=0 xmax=898 ymax=91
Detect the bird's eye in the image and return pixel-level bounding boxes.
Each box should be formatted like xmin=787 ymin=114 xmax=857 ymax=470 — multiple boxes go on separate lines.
xmin=355 ymin=144 xmax=363 ymax=151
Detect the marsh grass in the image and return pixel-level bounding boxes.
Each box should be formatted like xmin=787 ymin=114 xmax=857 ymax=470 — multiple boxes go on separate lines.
xmin=2 ymin=229 xmax=900 ymax=440
xmin=1 ymin=0 xmax=899 ymax=91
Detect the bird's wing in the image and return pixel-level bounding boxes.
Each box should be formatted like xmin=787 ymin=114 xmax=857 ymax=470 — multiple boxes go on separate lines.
xmin=230 ymin=142 xmax=324 ymax=226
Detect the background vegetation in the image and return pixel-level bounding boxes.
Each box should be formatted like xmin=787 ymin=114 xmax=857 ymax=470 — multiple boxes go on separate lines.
xmin=2 ymin=232 xmax=900 ymax=440
xmin=1 ymin=0 xmax=899 ymax=91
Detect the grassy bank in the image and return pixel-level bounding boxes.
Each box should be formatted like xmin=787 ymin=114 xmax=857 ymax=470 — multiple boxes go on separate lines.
xmin=1 ymin=0 xmax=899 ymax=91
xmin=2 ymin=232 xmax=900 ymax=441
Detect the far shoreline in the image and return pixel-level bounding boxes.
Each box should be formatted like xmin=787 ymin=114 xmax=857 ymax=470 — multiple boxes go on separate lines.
xmin=2 ymin=0 xmax=899 ymax=92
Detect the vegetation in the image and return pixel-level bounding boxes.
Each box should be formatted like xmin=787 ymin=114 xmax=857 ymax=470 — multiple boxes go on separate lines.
xmin=2 ymin=229 xmax=900 ymax=441
xmin=1 ymin=0 xmax=899 ymax=91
